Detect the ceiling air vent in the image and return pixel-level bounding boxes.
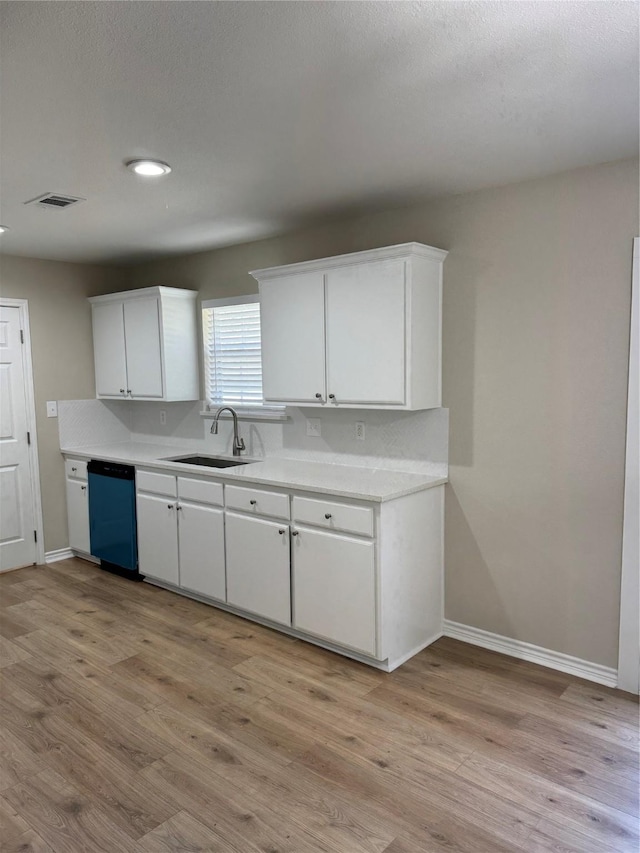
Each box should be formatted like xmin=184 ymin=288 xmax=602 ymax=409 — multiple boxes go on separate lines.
xmin=25 ymin=193 xmax=86 ymax=210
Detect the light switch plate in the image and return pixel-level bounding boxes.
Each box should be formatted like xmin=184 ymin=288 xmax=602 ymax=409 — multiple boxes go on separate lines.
xmin=46 ymin=401 xmax=58 ymax=418
xmin=306 ymin=417 xmax=322 ymax=437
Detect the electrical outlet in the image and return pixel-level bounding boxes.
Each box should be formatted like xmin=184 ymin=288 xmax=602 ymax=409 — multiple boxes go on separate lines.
xmin=355 ymin=420 xmax=365 ymax=440
xmin=46 ymin=401 xmax=58 ymax=418
xmin=160 ymin=410 xmax=167 ymax=426
xmin=306 ymin=417 xmax=322 ymax=437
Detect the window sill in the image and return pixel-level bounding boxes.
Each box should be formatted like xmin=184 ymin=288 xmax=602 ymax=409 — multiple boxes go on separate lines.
xmin=200 ymin=405 xmax=289 ymax=423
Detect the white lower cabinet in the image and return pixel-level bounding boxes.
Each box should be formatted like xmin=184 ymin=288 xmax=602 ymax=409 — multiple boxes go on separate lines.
xmin=136 ymin=471 xmax=225 ymax=598
xmin=225 ymin=512 xmax=291 ymax=626
xmin=135 ymin=464 xmax=444 ymax=671
xmin=64 ymin=458 xmax=90 ymax=554
xmin=292 ymin=527 xmax=376 ymax=656
xmin=136 ymin=492 xmax=180 ymax=585
xmin=178 ymin=501 xmax=225 ymax=601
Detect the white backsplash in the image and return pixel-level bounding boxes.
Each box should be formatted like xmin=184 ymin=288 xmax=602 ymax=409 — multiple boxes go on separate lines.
xmin=59 ymin=399 xmax=448 ymax=473
xmin=58 ymin=399 xmax=133 ymax=447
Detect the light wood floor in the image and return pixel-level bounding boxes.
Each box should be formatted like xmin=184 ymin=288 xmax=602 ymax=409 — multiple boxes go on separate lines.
xmin=0 ymin=559 xmax=638 ymax=853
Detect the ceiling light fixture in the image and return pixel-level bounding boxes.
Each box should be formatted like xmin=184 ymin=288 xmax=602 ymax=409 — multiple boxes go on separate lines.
xmin=126 ymin=159 xmax=172 ymax=177
xmin=0 ymin=225 xmax=9 ymax=233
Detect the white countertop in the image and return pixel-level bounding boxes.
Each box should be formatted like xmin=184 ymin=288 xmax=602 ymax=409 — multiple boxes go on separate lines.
xmin=61 ymin=441 xmax=447 ymax=502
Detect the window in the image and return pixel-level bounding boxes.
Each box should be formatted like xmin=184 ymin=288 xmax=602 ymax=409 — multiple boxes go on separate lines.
xmin=202 ymin=295 xmax=270 ymax=409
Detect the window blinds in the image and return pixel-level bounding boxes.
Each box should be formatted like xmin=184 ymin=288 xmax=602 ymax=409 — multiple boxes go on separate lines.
xmin=202 ymin=301 xmax=264 ymax=405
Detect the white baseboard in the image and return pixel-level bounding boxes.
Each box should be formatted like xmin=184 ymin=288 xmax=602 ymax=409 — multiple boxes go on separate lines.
xmin=44 ymin=548 xmax=74 ymax=564
xmin=443 ymin=620 xmax=618 ymax=688
xmin=45 ymin=548 xmax=100 ymax=566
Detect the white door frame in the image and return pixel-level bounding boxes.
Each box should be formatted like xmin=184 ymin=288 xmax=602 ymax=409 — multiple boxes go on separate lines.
xmin=618 ymin=238 xmax=639 ymax=694
xmin=0 ymin=297 xmax=45 ymax=565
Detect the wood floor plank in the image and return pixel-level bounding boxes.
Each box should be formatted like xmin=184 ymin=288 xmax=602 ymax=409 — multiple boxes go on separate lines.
xmin=137 ymin=809 xmax=238 ymax=852
xmin=0 ymin=828 xmax=56 ymax=853
xmin=3 ymin=768 xmax=139 ymax=853
xmin=1 ymin=561 xmax=637 ymax=853
xmin=455 ymin=750 xmax=639 ymax=852
xmin=0 ymin=635 xmax=32 ymax=669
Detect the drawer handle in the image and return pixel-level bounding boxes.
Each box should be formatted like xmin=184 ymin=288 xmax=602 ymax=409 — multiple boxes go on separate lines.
xmin=249 ymin=499 xmax=257 ymax=506
xmin=324 ymin=513 xmax=332 ymax=519
xmin=278 ymin=529 xmax=285 ymax=535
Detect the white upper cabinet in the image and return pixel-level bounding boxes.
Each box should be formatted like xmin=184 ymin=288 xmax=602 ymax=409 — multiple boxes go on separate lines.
xmin=259 ymin=271 xmax=326 ymax=403
xmin=89 ymin=287 xmax=199 ymax=401
xmin=251 ymin=243 xmax=447 ymax=410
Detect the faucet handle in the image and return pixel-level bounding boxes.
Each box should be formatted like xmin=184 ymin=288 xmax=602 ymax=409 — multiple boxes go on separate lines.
xmin=238 ymin=437 xmax=246 ymax=450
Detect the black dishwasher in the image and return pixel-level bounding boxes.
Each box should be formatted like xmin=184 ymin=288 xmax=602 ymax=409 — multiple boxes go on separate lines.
xmin=87 ymin=460 xmax=140 ymax=578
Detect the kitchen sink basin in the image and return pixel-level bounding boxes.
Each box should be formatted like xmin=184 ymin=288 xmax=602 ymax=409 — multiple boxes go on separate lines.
xmin=163 ymin=455 xmax=250 ymax=468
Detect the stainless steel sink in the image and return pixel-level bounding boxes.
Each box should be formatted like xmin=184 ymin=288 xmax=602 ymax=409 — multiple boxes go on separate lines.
xmin=163 ymin=455 xmax=250 ymax=468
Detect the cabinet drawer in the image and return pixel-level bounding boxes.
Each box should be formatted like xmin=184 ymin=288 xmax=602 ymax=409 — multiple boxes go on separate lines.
xmin=225 ymin=485 xmax=290 ymax=519
xmin=136 ymin=469 xmax=177 ymax=497
xmin=65 ymin=458 xmax=88 ymax=481
xmin=293 ymin=495 xmax=374 ymax=537
xmin=178 ymin=476 xmax=223 ymax=507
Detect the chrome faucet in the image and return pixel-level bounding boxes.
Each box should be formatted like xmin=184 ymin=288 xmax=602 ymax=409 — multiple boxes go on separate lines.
xmin=210 ymin=406 xmax=246 ymax=456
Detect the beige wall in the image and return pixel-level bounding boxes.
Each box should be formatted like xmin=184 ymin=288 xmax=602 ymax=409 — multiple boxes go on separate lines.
xmin=0 ymin=255 xmax=125 ymax=552
xmin=129 ymin=158 xmax=638 ymax=666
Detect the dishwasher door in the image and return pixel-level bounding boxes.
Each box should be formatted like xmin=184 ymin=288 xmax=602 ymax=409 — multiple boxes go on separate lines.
xmin=87 ymin=460 xmax=138 ymax=572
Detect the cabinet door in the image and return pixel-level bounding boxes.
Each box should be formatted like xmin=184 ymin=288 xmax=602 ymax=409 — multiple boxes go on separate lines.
xmin=260 ymin=272 xmax=326 ymax=403
xmin=66 ymin=479 xmax=90 ymax=553
xmin=123 ymin=297 xmax=163 ymax=398
xmin=136 ymin=492 xmax=179 ymax=584
xmin=92 ymin=302 xmax=127 ymax=397
xmin=293 ymin=527 xmax=376 ymax=656
xmin=225 ymin=512 xmax=290 ymax=625
xmin=326 ymin=259 xmax=406 ymax=405
xmin=178 ymin=502 xmax=225 ymax=601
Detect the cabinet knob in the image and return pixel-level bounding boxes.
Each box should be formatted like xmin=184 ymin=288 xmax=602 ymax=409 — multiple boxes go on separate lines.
xmin=120 ymin=389 xmax=125 ymax=394
xmin=81 ymin=485 xmax=86 ymax=492
xmin=71 ymin=467 xmax=77 ymax=472
xmin=249 ymin=499 xmax=257 ymax=506
xmin=126 ymin=389 xmax=132 ymax=395
xmin=328 ymin=394 xmax=336 ymax=400
xmin=324 ymin=513 xmax=332 ymax=519
xmin=291 ymin=531 xmax=299 ymax=537
xmin=278 ymin=529 xmax=285 ymax=535
xmin=315 ymin=393 xmax=322 ymax=399
xmin=167 ymin=503 xmax=174 ymax=509
xmin=176 ymin=505 xmax=182 ymax=511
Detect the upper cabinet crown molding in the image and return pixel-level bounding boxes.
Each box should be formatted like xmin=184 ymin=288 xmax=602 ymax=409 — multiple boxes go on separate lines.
xmin=88 ymin=286 xmax=199 ymax=402
xmin=89 ymin=286 xmax=198 ymax=304
xmin=252 ymin=242 xmax=447 ymax=411
xmin=249 ymin=242 xmax=448 ymax=281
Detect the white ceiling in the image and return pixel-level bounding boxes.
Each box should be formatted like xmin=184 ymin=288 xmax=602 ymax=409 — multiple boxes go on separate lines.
xmin=0 ymin=1 xmax=637 ymax=264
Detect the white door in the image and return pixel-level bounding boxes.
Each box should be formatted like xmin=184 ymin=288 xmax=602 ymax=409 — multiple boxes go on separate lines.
xmin=225 ymin=512 xmax=291 ymax=625
xmin=0 ymin=306 xmax=37 ymax=571
xmin=92 ymin=301 xmax=128 ymax=397
xmin=260 ymin=272 xmax=326 ymax=403
xmin=136 ymin=492 xmax=179 ymax=584
xmin=66 ymin=478 xmax=90 ymax=553
xmin=326 ymin=259 xmax=406 ymax=405
xmin=293 ymin=527 xmax=376 ymax=655
xmin=178 ymin=501 xmax=226 ymax=601
xmin=123 ymin=297 xmax=163 ymax=398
